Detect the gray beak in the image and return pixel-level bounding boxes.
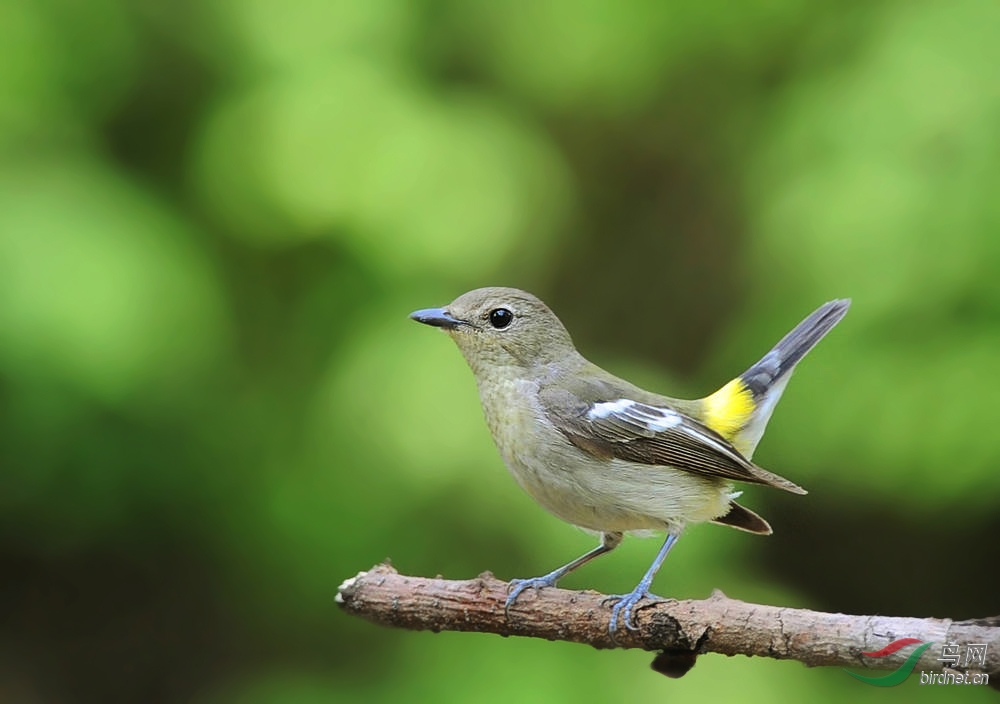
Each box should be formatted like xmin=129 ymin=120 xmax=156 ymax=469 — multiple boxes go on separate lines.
xmin=409 ymin=307 xmax=464 ymax=330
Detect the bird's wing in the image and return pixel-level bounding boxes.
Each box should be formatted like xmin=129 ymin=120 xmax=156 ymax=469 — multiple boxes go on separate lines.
xmin=539 ymin=384 xmax=805 ymax=494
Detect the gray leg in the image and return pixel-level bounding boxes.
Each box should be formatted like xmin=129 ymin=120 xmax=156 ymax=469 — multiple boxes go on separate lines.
xmin=605 ymin=530 xmax=680 ymax=639
xmin=505 ymin=532 xmax=623 ymax=615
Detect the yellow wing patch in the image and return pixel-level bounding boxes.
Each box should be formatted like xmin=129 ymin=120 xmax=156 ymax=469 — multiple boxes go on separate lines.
xmin=702 ymin=378 xmax=756 ymax=448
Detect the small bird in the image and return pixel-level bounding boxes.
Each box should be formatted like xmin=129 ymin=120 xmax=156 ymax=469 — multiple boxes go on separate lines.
xmin=410 ymin=287 xmax=849 ymax=637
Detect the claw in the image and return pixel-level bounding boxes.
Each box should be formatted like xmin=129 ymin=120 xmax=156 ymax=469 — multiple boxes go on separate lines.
xmin=603 ymin=589 xmax=666 ymax=641
xmin=504 ymin=574 xmax=559 ymax=617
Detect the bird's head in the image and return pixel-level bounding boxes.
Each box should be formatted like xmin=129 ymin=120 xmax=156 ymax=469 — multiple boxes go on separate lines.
xmin=410 ymin=287 xmax=576 ymax=375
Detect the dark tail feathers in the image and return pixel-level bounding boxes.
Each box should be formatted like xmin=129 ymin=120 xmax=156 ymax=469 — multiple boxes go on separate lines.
xmin=740 ymin=299 xmax=851 ymax=400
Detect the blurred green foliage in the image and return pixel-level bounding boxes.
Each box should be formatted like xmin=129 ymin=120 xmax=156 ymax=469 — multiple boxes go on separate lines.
xmin=1 ymin=0 xmax=998 ymax=702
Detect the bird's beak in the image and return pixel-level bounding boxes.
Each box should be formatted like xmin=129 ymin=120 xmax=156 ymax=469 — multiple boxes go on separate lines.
xmin=409 ymin=307 xmax=465 ymax=330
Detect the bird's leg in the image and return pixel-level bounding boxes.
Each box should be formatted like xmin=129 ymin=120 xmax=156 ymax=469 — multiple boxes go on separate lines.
xmin=505 ymin=531 xmax=623 ymax=616
xmin=603 ymin=531 xmax=680 ymax=639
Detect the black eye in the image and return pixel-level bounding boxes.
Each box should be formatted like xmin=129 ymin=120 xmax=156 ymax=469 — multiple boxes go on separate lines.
xmin=489 ymin=308 xmax=513 ymax=329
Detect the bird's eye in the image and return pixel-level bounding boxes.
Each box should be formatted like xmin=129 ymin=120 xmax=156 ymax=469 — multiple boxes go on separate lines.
xmin=488 ymin=308 xmax=513 ymax=329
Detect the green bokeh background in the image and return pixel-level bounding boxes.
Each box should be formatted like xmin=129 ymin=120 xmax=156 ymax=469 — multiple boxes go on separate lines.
xmin=1 ymin=1 xmax=998 ymax=702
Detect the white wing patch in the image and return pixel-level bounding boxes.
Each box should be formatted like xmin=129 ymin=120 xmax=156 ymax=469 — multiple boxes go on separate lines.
xmin=586 ymin=398 xmax=682 ymax=432
xmin=586 ymin=398 xmax=633 ymax=419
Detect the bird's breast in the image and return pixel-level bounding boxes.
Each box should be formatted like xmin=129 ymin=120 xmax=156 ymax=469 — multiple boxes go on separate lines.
xmin=476 ymin=376 xmax=549 ymax=470
xmin=476 ymin=377 xmax=578 ymax=501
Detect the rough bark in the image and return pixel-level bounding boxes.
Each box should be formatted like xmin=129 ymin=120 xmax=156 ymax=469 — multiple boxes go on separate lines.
xmin=338 ymin=562 xmax=999 ymax=681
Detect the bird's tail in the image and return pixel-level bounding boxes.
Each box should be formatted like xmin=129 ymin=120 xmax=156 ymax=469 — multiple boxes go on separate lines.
xmin=701 ymin=299 xmax=851 ymax=459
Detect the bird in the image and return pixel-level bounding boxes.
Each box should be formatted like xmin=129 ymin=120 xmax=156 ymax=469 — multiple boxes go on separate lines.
xmin=409 ymin=287 xmax=849 ymax=637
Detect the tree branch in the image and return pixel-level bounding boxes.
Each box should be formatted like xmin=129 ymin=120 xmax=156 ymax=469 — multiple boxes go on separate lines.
xmin=337 ymin=562 xmax=999 ymax=681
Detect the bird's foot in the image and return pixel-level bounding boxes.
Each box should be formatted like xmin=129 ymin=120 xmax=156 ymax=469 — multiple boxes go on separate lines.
xmin=602 ymin=588 xmax=667 ymax=640
xmin=505 ymin=572 xmax=562 ymax=616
